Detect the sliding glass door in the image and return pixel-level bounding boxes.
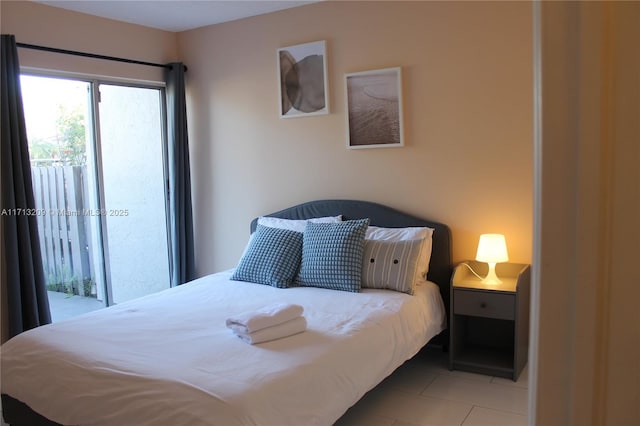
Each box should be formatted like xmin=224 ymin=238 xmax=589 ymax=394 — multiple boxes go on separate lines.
xmin=20 ymin=74 xmax=171 ymax=320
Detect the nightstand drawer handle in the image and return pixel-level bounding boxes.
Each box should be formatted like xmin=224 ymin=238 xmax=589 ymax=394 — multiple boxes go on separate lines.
xmin=480 ymin=302 xmax=487 ymax=308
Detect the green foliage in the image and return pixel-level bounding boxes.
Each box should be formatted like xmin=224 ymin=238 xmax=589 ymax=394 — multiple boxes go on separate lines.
xmin=55 ymin=105 xmax=86 ymax=166
xmin=29 ymin=105 xmax=86 ymax=166
xmin=45 ymin=264 xmax=76 ymax=296
xmin=45 ymin=263 xmax=96 ymax=298
xmin=28 ymin=137 xmax=58 ymax=162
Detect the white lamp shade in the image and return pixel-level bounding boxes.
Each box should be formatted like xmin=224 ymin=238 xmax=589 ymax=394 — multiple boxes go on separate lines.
xmin=475 ymin=234 xmax=509 ymax=263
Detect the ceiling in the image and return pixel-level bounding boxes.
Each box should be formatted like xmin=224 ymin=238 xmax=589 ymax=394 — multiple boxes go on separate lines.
xmin=36 ymin=1 xmax=318 ymax=32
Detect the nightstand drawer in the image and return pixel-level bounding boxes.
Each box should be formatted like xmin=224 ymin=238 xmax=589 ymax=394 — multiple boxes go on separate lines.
xmin=453 ymin=289 xmax=515 ymax=320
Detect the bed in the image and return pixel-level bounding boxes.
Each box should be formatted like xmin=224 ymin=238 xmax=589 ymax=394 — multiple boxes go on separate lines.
xmin=1 ymin=199 xmax=452 ymax=426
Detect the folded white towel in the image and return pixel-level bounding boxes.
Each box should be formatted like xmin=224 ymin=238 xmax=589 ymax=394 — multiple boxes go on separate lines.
xmin=226 ymin=303 xmax=304 ymax=334
xmin=235 ymin=316 xmax=307 ymax=345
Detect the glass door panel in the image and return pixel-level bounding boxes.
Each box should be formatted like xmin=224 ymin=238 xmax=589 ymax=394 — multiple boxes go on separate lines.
xmin=97 ymin=84 xmax=170 ymax=303
xmin=21 ymin=75 xmax=106 ymax=321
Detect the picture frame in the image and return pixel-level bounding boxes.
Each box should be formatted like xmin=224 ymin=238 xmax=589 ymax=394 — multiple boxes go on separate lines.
xmin=277 ymin=40 xmax=329 ymax=118
xmin=345 ymin=67 xmax=404 ymax=149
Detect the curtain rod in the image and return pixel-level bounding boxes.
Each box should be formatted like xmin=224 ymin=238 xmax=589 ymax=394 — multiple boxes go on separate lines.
xmin=16 ymin=42 xmax=186 ymax=71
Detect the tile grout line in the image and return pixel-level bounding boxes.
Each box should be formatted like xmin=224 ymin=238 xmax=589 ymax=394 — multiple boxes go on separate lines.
xmin=459 ymin=405 xmax=476 ymax=426
xmin=465 ymin=403 xmax=529 ymax=417
xmin=431 ymin=372 xmax=529 ymax=391
xmin=417 ymin=373 xmax=528 ymax=416
xmin=417 ymin=372 xmax=439 ymax=394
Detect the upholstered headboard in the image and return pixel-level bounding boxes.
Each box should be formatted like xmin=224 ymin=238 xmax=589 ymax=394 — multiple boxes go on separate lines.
xmin=250 ymin=199 xmax=452 ymax=344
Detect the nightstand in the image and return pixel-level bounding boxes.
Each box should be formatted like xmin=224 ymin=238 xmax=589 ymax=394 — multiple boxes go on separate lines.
xmin=449 ymin=261 xmax=530 ymax=380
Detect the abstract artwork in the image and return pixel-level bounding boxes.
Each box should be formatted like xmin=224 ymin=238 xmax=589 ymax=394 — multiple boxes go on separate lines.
xmin=345 ymin=67 xmax=404 ymax=149
xmin=278 ymin=40 xmax=329 ymax=118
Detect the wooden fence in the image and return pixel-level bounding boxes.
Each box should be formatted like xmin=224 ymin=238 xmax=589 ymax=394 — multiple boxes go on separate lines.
xmin=31 ymin=166 xmax=93 ymax=296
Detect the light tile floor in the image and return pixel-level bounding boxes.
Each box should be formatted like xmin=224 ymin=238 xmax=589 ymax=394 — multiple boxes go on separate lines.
xmin=335 ymin=348 xmax=528 ymax=426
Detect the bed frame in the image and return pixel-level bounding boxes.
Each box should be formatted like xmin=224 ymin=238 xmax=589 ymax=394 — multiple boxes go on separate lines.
xmin=3 ymin=199 xmax=452 ymax=426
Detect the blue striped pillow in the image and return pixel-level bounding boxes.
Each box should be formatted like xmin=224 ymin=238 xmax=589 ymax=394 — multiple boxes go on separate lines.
xmin=231 ymin=224 xmax=303 ymax=288
xmin=297 ymin=219 xmax=369 ymax=292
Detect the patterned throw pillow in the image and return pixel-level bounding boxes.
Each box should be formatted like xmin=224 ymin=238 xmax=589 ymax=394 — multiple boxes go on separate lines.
xmin=365 ymin=226 xmax=434 ymax=277
xmin=297 ymin=218 xmax=370 ymax=292
xmin=231 ymin=224 xmax=303 ymax=288
xmin=361 ymin=239 xmax=424 ymax=294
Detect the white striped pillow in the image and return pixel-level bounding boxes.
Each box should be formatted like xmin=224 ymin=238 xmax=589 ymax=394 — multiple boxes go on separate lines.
xmin=361 ymin=239 xmax=424 ymax=294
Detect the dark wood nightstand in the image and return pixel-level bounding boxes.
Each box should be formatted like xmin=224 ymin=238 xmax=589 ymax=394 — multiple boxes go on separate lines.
xmin=449 ymin=261 xmax=530 ymax=381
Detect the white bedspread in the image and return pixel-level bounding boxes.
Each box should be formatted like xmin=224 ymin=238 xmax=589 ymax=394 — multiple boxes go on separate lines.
xmin=1 ymin=271 xmax=446 ymax=426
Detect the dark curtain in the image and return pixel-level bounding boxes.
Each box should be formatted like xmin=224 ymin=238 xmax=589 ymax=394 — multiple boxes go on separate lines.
xmin=1 ymin=34 xmax=51 ymax=339
xmin=165 ymin=62 xmax=195 ymax=286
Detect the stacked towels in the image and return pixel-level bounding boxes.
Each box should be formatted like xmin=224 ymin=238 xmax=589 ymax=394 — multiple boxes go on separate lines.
xmin=226 ymin=303 xmax=307 ymax=344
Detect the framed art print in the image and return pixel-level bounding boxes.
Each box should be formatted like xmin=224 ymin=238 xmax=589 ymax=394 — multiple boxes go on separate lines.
xmin=278 ymin=40 xmax=329 ymax=118
xmin=345 ymin=67 xmax=404 ymax=149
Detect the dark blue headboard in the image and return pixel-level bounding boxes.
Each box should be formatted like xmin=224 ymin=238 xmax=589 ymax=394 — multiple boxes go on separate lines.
xmin=251 ymin=199 xmax=452 ymax=337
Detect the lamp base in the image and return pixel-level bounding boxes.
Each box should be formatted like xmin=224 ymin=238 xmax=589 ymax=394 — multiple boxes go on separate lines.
xmin=481 ymin=262 xmax=502 ymax=285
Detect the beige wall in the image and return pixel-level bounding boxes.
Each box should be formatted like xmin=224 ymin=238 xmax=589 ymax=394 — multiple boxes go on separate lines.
xmin=0 ymin=1 xmax=178 ymax=82
xmin=178 ymin=1 xmax=533 ymax=275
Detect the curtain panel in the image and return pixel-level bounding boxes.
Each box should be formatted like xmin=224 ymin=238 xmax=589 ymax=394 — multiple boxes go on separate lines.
xmin=165 ymin=63 xmax=195 ymax=286
xmin=1 ymin=34 xmax=51 ymax=340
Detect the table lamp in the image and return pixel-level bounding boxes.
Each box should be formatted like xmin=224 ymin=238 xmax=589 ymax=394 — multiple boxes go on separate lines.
xmin=475 ymin=234 xmax=509 ymax=284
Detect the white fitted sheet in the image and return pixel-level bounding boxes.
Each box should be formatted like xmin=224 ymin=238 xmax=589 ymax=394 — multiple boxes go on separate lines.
xmin=1 ymin=271 xmax=446 ymax=426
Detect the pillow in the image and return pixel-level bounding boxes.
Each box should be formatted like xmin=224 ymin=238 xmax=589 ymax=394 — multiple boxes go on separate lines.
xmin=238 ymin=215 xmax=343 ymax=263
xmin=231 ymin=224 xmax=303 ymax=288
xmin=365 ymin=225 xmax=434 ymax=278
xmin=297 ymin=218 xmax=370 ymax=293
xmin=361 ymin=239 xmax=424 ymax=294
xmin=257 ymin=215 xmax=342 ymax=233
